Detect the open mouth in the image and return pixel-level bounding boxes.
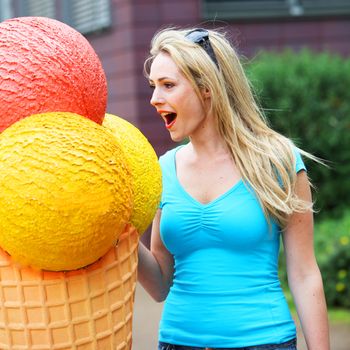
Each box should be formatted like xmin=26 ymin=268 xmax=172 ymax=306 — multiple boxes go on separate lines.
xmin=163 ymin=113 xmax=177 ymax=129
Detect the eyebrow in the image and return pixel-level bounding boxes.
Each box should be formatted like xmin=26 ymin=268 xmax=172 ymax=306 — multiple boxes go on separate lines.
xmin=148 ymin=76 xmax=173 ymax=83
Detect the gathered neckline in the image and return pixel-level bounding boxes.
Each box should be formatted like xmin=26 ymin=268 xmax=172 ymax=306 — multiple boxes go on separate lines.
xmin=172 ymin=145 xmax=244 ymax=208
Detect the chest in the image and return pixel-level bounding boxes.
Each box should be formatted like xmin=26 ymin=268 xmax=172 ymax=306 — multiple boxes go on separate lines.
xmin=160 ymin=179 xmax=279 ymax=256
xmin=176 ymin=157 xmax=241 ymax=205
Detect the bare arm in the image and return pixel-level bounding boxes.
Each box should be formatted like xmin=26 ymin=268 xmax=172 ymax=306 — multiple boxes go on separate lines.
xmin=282 ymin=171 xmax=330 ymax=350
xmin=137 ymin=209 xmax=174 ymax=302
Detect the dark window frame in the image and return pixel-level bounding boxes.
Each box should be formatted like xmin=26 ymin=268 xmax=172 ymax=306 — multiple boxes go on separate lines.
xmin=202 ymin=0 xmax=350 ymax=21
xmin=4 ymin=0 xmax=112 ymax=35
xmin=61 ymin=0 xmax=112 ymax=35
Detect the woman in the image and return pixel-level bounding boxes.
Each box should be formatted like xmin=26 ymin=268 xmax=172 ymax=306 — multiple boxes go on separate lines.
xmin=138 ymin=27 xmax=329 ymax=350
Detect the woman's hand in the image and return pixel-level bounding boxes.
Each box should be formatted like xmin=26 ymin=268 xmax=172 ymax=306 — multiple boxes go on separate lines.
xmin=137 ymin=209 xmax=174 ymax=302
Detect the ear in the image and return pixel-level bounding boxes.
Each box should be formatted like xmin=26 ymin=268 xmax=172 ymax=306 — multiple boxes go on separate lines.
xmin=201 ymin=87 xmax=211 ymax=99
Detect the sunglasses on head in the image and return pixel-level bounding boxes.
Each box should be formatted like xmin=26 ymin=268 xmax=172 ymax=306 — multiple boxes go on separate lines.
xmin=185 ymin=28 xmax=219 ymax=69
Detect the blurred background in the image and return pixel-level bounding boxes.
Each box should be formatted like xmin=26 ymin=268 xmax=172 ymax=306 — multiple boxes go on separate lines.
xmin=1 ymin=1 xmax=349 ymax=349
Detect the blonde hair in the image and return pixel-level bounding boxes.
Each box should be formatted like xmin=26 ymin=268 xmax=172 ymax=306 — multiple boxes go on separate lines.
xmin=145 ymin=27 xmax=315 ymax=228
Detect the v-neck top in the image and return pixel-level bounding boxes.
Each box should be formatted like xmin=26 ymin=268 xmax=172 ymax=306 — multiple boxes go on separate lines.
xmin=158 ymin=145 xmax=306 ymax=347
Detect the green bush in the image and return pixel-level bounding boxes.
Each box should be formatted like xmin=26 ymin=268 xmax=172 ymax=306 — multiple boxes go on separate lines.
xmin=246 ymin=50 xmax=350 ymax=218
xmin=279 ymin=210 xmax=350 ymax=309
xmin=314 ymin=210 xmax=350 ymax=308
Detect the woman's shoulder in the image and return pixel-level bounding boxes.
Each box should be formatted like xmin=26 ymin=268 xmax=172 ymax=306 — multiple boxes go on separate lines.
xmin=292 ymin=146 xmax=307 ymax=173
xmin=284 ymin=139 xmax=307 ymax=173
xmin=269 ymin=134 xmax=307 ymax=173
xmin=159 ymin=144 xmax=185 ymax=165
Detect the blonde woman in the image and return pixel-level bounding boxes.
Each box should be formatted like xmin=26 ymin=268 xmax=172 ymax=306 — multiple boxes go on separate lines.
xmin=138 ymin=27 xmax=329 ymax=350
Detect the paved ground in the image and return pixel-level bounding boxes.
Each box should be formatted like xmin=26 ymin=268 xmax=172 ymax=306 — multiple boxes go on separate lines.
xmin=132 ymin=283 xmax=350 ymax=350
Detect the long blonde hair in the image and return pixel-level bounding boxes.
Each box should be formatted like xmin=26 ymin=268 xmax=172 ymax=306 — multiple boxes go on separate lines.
xmin=145 ymin=27 xmax=315 ymax=229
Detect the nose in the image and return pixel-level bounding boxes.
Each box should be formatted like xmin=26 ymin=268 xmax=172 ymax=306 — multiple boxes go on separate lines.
xmin=150 ymin=87 xmax=164 ymax=107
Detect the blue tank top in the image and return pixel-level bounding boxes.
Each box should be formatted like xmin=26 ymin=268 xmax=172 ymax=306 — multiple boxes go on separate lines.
xmin=158 ymin=145 xmax=306 ymax=347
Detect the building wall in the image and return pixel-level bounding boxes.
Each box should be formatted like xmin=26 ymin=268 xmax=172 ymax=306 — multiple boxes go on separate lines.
xmin=231 ymin=17 xmax=350 ymax=57
xmin=88 ymin=0 xmax=201 ymax=157
xmin=87 ymin=1 xmax=350 ymax=157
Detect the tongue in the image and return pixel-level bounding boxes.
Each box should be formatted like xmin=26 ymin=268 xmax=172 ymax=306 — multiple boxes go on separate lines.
xmin=166 ymin=113 xmax=177 ymax=128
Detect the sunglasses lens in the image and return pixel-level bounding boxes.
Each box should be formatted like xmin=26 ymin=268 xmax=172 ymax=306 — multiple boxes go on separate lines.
xmin=185 ymin=28 xmax=219 ymax=68
xmin=185 ymin=29 xmax=209 ymax=44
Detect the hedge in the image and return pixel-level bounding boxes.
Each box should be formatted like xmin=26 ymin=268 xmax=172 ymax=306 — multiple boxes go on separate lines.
xmin=279 ymin=209 xmax=350 ymax=309
xmin=246 ymin=49 xmax=350 ymax=218
xmin=314 ymin=210 xmax=350 ymax=308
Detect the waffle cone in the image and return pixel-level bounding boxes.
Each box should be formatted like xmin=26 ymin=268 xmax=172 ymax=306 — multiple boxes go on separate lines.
xmin=0 ymin=225 xmax=139 ymax=350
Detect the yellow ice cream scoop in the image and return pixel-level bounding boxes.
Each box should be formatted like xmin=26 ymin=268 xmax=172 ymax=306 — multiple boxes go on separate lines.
xmin=103 ymin=113 xmax=162 ymax=235
xmin=0 ymin=112 xmax=133 ymax=271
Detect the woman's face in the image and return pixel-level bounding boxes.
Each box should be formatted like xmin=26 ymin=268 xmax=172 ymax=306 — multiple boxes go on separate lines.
xmin=148 ymin=52 xmax=209 ymax=142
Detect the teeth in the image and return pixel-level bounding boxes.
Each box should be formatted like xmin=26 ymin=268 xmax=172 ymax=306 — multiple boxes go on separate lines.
xmin=159 ymin=112 xmax=177 ymax=127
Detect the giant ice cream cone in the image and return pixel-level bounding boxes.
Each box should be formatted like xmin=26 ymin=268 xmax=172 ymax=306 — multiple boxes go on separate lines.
xmin=0 ymin=225 xmax=138 ymax=350
xmin=0 ymin=16 xmax=162 ymax=350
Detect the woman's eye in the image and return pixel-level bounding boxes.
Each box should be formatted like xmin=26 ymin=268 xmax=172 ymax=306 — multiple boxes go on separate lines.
xmin=149 ymin=84 xmax=155 ymax=89
xmin=164 ymin=83 xmax=174 ymax=88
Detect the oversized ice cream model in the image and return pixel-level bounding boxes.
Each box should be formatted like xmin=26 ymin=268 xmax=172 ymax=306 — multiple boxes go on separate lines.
xmin=0 ymin=17 xmax=161 ymax=349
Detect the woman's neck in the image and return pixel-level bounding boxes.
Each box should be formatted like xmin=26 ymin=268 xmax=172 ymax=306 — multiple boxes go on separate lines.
xmin=187 ymin=133 xmax=230 ymax=161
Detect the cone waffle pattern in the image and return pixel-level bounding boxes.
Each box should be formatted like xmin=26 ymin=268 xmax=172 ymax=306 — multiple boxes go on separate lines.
xmin=0 ymin=225 xmax=139 ymax=350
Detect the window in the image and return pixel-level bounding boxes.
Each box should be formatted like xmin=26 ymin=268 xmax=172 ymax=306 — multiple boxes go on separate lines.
xmin=202 ymin=0 xmax=350 ymax=20
xmin=0 ymin=0 xmax=13 ymax=21
xmin=302 ymin=0 xmax=350 ymax=16
xmin=18 ymin=0 xmax=55 ymax=18
xmin=8 ymin=0 xmax=111 ymax=35
xmin=62 ymin=0 xmax=111 ymax=35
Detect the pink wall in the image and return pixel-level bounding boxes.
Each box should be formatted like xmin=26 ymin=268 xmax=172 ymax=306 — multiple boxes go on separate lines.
xmin=88 ymin=0 xmax=201 ymax=157
xmin=88 ymin=1 xmax=350 ymax=157
xmin=231 ymin=17 xmax=350 ymax=57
